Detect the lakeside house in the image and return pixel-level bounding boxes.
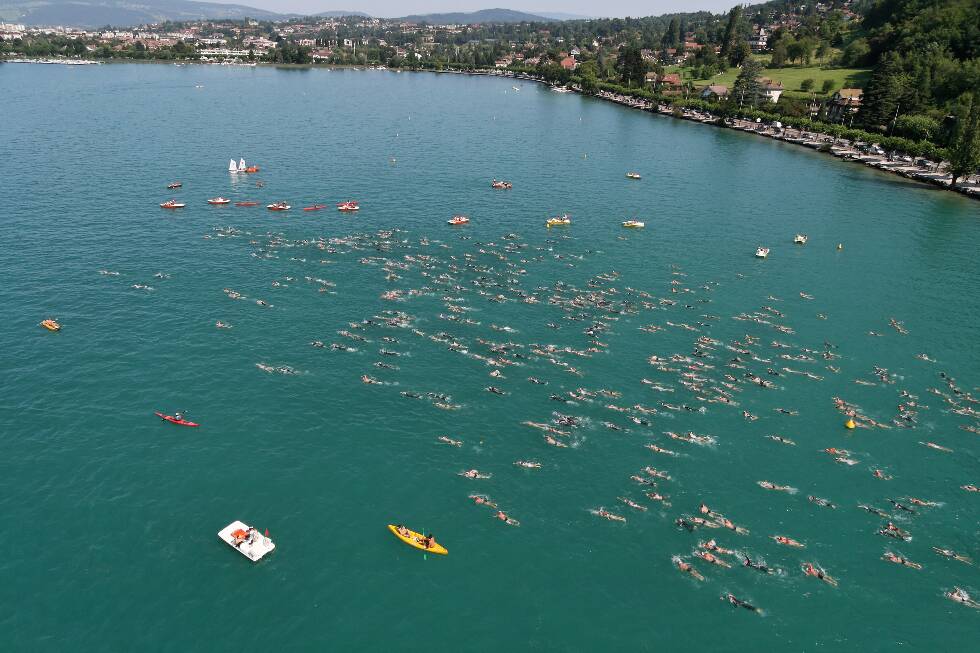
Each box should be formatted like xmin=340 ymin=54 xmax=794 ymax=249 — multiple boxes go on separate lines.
xmin=646 ymin=72 xmax=683 ymax=95
xmin=760 ymin=78 xmax=784 ymax=103
xmin=560 ymin=56 xmax=577 ymax=71
xmin=700 ymin=84 xmax=729 ymax=101
xmin=827 ymin=88 xmax=864 ymax=122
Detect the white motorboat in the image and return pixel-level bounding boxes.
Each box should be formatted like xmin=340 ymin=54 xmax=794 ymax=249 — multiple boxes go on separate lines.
xmin=793 ymin=234 xmax=808 ymax=244
xmin=218 ymin=520 xmax=275 ymax=562
xmin=755 ymin=247 xmax=770 ymax=258
xmin=622 ymin=220 xmax=645 ymax=228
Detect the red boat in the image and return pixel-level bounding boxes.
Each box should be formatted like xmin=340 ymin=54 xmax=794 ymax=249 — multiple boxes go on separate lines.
xmin=303 ymin=204 xmax=327 ymax=212
xmin=155 ymin=411 xmax=199 ymax=427
xmin=235 ymin=201 xmax=258 ymax=207
xmin=160 ymin=199 xmax=185 ymax=209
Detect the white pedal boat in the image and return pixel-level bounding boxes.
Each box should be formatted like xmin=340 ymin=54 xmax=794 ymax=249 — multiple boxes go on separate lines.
xmin=218 ymin=520 xmax=275 ymax=562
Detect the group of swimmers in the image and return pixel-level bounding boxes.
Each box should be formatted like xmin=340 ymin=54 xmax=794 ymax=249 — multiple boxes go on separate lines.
xmin=212 ymin=219 xmax=979 ymax=615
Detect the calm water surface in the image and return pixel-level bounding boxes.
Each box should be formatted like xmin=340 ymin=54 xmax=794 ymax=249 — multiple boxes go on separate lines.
xmin=1 ymin=63 xmax=979 ymax=651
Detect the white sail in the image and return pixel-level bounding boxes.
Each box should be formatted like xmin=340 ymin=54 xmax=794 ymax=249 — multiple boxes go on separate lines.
xmin=238 ymin=158 xmax=246 ymax=171
xmin=228 ymin=158 xmax=237 ymax=172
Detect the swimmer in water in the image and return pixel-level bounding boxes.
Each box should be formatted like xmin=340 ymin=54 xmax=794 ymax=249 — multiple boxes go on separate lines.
xmin=808 ymin=496 xmax=836 ymax=508
xmin=470 ymin=495 xmax=498 ymax=509
xmin=945 ymin=587 xmax=980 ymax=609
xmin=722 ymin=593 xmax=761 ymax=613
xmin=694 ymin=550 xmax=731 ymax=568
xmin=802 ymin=562 xmax=838 ymax=586
xmin=513 ymin=460 xmax=541 ymax=469
xmin=933 ymin=548 xmax=972 ymax=565
xmin=772 ymin=535 xmax=805 ymax=548
xmin=702 ymin=539 xmax=734 ymax=555
xmin=437 ymin=436 xmax=462 ymax=447
xmin=743 ymin=556 xmax=773 ymax=574
xmin=619 ymin=497 xmax=647 ymax=511
xmin=672 ymin=556 xmax=704 ymax=581
xmin=879 ymin=522 xmax=911 ymax=541
xmin=494 ymin=510 xmax=520 ymax=526
xmin=459 ymin=469 xmax=490 ymax=479
xmin=594 ymin=508 xmax=626 ymax=523
xmin=883 ymin=552 xmax=921 ymax=569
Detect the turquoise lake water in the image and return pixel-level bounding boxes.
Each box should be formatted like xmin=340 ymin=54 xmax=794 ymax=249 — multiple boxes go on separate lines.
xmin=2 ymin=63 xmax=979 ymax=651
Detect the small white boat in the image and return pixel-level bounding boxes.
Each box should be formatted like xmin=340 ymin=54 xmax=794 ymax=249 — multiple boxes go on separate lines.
xmin=626 ymin=172 xmax=642 ymax=180
xmin=755 ymin=247 xmax=770 ymax=258
xmin=238 ymin=158 xmax=247 ymax=172
xmin=622 ymin=220 xmax=645 ymax=228
xmin=546 ymin=215 xmax=571 ymax=227
xmin=218 ymin=521 xmax=275 ymax=562
xmin=207 ymin=197 xmax=231 ymax=205
xmin=794 ymin=234 xmax=808 ymax=245
xmin=228 ymin=158 xmax=238 ymax=173
xmin=448 ymin=215 xmax=470 ymax=225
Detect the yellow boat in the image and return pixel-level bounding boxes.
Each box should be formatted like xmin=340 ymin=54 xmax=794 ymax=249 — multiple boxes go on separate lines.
xmin=40 ymin=319 xmax=61 ymax=332
xmin=388 ymin=524 xmax=448 ymax=555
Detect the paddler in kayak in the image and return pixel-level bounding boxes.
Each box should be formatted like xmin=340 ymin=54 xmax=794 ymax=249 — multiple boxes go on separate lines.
xmin=421 ymin=533 xmax=440 ymax=550
xmin=396 ymin=524 xmax=411 ymax=538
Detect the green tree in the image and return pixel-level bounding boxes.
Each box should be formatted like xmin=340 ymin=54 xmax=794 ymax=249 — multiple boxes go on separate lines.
xmin=948 ymin=93 xmax=980 ymax=186
xmin=661 ymin=18 xmax=679 ymax=50
xmin=801 ymin=78 xmax=815 ymax=91
xmin=840 ymin=38 xmax=870 ymax=67
xmin=770 ymin=42 xmax=788 ymax=68
xmin=719 ymin=6 xmax=742 ymax=60
xmin=729 ymin=41 xmax=751 ymax=67
xmin=861 ymin=52 xmax=910 ymax=130
xmin=821 ymin=78 xmax=836 ymax=94
xmin=731 ymin=57 xmax=764 ymax=109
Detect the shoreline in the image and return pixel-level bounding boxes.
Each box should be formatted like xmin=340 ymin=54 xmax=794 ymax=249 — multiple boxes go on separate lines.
xmin=471 ymin=69 xmax=980 ymax=201
xmin=4 ymin=56 xmax=976 ymax=200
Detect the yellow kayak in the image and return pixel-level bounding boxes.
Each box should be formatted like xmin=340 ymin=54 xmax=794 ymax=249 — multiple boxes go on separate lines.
xmin=388 ymin=524 xmax=448 ymax=555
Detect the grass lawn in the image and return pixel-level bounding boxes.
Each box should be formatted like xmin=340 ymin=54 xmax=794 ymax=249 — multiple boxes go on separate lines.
xmin=666 ymin=62 xmax=871 ymax=98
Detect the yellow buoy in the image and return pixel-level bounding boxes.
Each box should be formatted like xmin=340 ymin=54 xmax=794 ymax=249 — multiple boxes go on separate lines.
xmin=845 ymin=418 xmax=856 ymax=429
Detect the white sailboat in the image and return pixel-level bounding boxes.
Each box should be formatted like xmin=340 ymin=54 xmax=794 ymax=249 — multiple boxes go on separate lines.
xmin=238 ymin=158 xmax=246 ymax=172
xmin=228 ymin=158 xmax=238 ymax=173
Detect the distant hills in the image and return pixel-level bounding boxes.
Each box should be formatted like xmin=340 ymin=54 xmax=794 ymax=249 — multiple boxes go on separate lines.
xmin=0 ymin=2 xmax=567 ymax=28
xmin=0 ymin=1 xmax=281 ymax=26
xmin=396 ymin=8 xmax=548 ymax=23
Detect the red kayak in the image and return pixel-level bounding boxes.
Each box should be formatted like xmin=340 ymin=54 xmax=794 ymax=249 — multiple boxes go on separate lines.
xmin=155 ymin=411 xmax=199 ymax=427
xmin=235 ymin=201 xmax=258 ymax=207
xmin=303 ymin=204 xmax=326 ymax=211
